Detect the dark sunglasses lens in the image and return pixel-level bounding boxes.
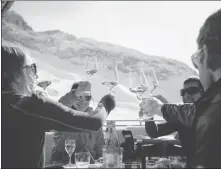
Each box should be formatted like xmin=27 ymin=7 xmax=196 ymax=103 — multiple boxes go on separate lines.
xmin=187 ymin=88 xmax=200 ymax=95
xmin=181 ymin=87 xmax=200 ymax=96
xmin=85 ymin=95 xmax=92 ymax=101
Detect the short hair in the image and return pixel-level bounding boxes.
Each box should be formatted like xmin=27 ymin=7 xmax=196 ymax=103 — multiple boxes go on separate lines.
xmin=197 ymin=9 xmax=221 ymax=71
xmin=71 ymin=82 xmax=79 ymax=90
xmin=70 ymin=81 xmax=91 ymax=91
xmin=2 ymin=45 xmax=26 ymax=90
xmin=183 ymin=76 xmax=203 ymax=90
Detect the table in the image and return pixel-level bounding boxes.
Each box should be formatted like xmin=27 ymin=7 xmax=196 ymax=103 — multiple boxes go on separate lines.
xmin=142 ymin=136 xmax=181 ymax=146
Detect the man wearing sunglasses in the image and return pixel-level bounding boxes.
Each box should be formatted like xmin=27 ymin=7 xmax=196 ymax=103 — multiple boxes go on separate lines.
xmin=180 ymin=76 xmax=204 ymax=104
xmin=141 ymin=9 xmax=221 ymax=168
xmin=144 ymin=77 xmax=203 ymax=166
xmin=2 ymin=45 xmax=115 ymax=168
xmin=51 ymin=81 xmax=115 ymax=165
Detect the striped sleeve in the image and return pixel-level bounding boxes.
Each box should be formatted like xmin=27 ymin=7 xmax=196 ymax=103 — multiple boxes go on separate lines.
xmin=161 ymin=103 xmax=195 ymax=127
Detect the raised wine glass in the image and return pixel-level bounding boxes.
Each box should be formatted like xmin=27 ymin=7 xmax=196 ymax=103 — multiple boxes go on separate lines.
xmin=102 ymin=60 xmax=119 ymax=95
xmin=128 ymin=67 xmax=159 ymax=121
xmin=65 ymin=139 xmax=76 ymax=167
xmin=84 ymin=56 xmax=99 ymax=81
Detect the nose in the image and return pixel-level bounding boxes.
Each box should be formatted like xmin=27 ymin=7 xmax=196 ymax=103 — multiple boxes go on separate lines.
xmin=183 ymin=93 xmax=193 ymax=102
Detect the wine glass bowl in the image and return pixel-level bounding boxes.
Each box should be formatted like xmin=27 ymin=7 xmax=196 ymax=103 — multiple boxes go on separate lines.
xmin=128 ymin=68 xmax=150 ymax=100
xmin=102 ymin=60 xmax=119 ymax=94
xmin=84 ymin=56 xmax=99 ymax=80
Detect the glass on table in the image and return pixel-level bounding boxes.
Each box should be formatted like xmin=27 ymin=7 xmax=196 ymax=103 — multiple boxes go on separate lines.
xmin=168 ymin=156 xmax=187 ymax=168
xmin=146 ymin=159 xmax=157 ymax=168
xmin=75 ymin=152 xmax=90 ymax=168
xmin=122 ymin=161 xmax=142 ymax=169
xmin=64 ymin=139 xmax=76 ymax=167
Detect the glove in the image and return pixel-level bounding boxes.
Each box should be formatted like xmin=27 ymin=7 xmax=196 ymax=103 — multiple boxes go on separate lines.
xmin=99 ymin=94 xmax=116 ymax=114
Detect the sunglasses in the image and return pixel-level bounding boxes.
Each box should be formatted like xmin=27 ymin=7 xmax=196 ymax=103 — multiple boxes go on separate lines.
xmin=76 ymin=95 xmax=92 ymax=101
xmin=24 ymin=63 xmax=38 ymax=78
xmin=180 ymin=87 xmax=201 ymax=96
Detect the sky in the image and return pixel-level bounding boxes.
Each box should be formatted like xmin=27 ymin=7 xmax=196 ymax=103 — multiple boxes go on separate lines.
xmin=11 ymin=1 xmax=221 ymax=67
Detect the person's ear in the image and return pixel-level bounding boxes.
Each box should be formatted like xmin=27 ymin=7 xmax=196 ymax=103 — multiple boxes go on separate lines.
xmin=202 ymin=45 xmax=209 ymax=68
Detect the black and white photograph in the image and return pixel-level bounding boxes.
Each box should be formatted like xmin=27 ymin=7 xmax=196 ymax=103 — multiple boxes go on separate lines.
xmin=1 ymin=1 xmax=221 ymax=168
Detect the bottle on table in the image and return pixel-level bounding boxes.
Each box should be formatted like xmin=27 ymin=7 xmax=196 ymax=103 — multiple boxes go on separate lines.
xmin=103 ymin=120 xmax=121 ymax=168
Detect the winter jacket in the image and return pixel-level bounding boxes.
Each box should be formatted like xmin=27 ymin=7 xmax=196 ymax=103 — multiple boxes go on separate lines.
xmin=2 ymin=92 xmax=103 ymax=168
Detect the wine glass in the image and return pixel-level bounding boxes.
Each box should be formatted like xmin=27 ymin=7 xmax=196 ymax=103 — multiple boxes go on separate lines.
xmin=148 ymin=68 xmax=160 ymax=95
xmin=84 ymin=56 xmax=99 ymax=81
xmin=65 ymin=139 xmax=76 ymax=167
xmin=37 ymin=80 xmax=52 ymax=91
xmin=102 ymin=60 xmax=119 ymax=95
xmin=129 ymin=68 xmax=150 ymax=100
xmin=128 ymin=67 xmax=159 ymax=121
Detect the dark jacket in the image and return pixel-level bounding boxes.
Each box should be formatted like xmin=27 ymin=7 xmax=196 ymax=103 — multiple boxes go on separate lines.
xmin=191 ymin=78 xmax=221 ymax=168
xmin=2 ymin=92 xmax=103 ymax=168
xmin=146 ymin=103 xmax=195 ymax=166
xmin=51 ymin=107 xmax=105 ymax=164
xmin=161 ymin=103 xmax=195 ymax=167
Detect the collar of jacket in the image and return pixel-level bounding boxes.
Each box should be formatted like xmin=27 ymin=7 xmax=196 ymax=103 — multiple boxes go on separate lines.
xmin=195 ymin=77 xmax=221 ymax=105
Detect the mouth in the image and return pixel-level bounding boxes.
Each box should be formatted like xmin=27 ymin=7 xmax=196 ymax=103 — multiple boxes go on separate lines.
xmin=77 ymin=103 xmax=88 ymax=108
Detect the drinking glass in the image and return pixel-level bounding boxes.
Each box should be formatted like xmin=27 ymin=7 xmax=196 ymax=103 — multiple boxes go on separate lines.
xmin=75 ymin=152 xmax=90 ymax=168
xmin=84 ymin=56 xmax=99 ymax=81
xmin=168 ymin=156 xmax=187 ymax=168
xmin=122 ymin=161 xmax=142 ymax=169
xmin=102 ymin=60 xmax=119 ymax=95
xmin=128 ymin=67 xmax=160 ymax=121
xmin=37 ymin=80 xmax=52 ymax=91
xmin=146 ymin=159 xmax=157 ymax=168
xmin=128 ymin=68 xmax=150 ymax=100
xmin=65 ymin=139 xmax=76 ymax=167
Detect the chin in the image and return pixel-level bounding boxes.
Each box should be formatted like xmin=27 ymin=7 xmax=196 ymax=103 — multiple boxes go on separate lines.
xmin=77 ymin=106 xmax=89 ymax=112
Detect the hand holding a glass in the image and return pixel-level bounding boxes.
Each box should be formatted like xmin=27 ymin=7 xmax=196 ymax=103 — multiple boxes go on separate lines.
xmin=139 ymin=96 xmax=163 ymax=120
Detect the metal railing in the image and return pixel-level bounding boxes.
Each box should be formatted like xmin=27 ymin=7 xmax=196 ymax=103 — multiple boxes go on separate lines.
xmin=103 ymin=119 xmax=164 ymax=127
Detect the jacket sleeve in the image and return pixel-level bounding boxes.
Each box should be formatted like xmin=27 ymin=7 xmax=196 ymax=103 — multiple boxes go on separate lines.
xmin=12 ymin=94 xmax=103 ymax=132
xmin=192 ymin=114 xmax=221 ymax=168
xmin=161 ymin=103 xmax=195 ymax=127
xmin=145 ymin=119 xmax=176 ymax=138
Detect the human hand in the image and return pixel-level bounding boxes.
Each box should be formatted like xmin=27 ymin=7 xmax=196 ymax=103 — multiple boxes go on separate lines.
xmin=139 ymin=97 xmax=163 ymax=118
xmin=58 ymin=90 xmax=76 ymax=107
xmin=99 ymin=94 xmax=116 ymax=114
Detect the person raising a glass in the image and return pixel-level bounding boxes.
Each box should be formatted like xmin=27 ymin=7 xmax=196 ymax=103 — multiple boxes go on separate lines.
xmin=51 ymin=81 xmax=116 ymax=165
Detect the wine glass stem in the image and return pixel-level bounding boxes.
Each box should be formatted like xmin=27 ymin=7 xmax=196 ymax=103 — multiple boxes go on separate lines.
xmin=68 ymin=154 xmax=72 ymax=165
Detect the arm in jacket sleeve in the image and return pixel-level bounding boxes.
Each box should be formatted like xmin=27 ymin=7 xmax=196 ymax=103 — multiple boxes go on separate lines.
xmin=192 ymin=114 xmax=221 ymax=168
xmin=12 ymin=94 xmax=105 ymax=132
xmin=161 ymin=103 xmax=195 ymax=127
xmin=145 ymin=117 xmax=176 ymax=138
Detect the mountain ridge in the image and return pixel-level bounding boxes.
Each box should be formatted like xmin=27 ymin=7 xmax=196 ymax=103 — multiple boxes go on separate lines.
xmin=2 ymin=10 xmax=198 ymax=102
